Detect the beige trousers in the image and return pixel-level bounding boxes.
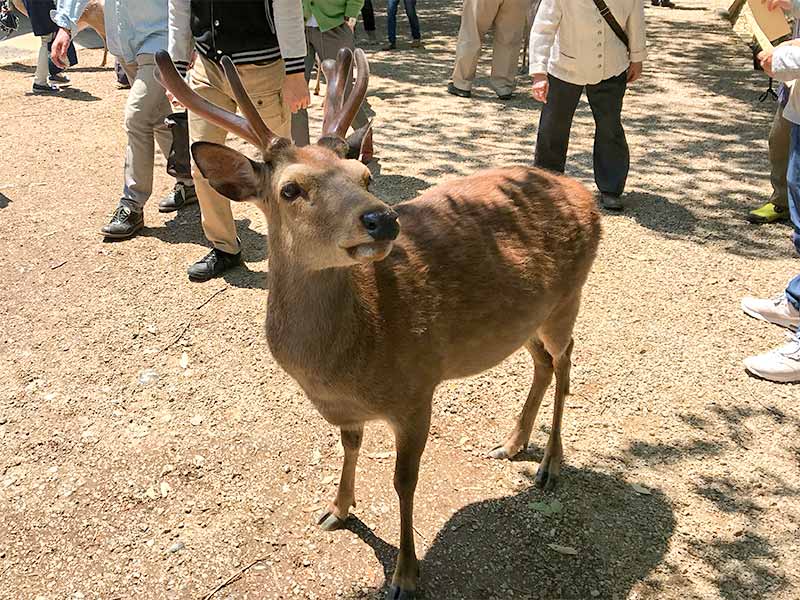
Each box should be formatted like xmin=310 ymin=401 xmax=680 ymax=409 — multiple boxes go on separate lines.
xmin=451 ymin=0 xmax=532 ymax=96
xmin=189 ymin=55 xmax=290 ymax=254
xmin=120 ymin=54 xmax=183 ymax=211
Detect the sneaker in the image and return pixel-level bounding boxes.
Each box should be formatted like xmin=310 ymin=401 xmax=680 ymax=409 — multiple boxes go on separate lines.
xmin=741 ymin=294 xmax=800 ymax=330
xmin=32 ymin=82 xmax=61 ymax=95
xmin=410 ymin=39 xmax=422 ymax=48
xmin=381 ymin=42 xmax=397 ymax=51
xmin=744 ymin=335 xmax=800 ymax=383
xmin=158 ymin=182 xmax=198 ymax=213
xmin=187 ymin=247 xmax=243 ymax=282
xmin=100 ymin=205 xmax=144 ymax=239
xmin=600 ymin=193 xmax=624 ymax=212
xmin=746 ymin=202 xmax=789 ymax=224
xmin=48 ymin=73 xmax=70 ymax=85
xmin=446 ymin=82 xmax=471 ymax=98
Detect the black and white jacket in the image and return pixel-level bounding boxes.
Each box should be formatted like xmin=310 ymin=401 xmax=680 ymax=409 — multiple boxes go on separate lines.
xmin=168 ymin=0 xmax=306 ymax=76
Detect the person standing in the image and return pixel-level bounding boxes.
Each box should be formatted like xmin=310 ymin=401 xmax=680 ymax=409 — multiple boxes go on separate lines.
xmin=383 ymin=0 xmax=421 ymax=51
xmin=169 ymin=0 xmax=309 ymax=281
xmin=529 ymin=0 xmax=646 ymax=212
xmin=446 ymin=0 xmax=532 ymax=100
xmin=292 ymin=0 xmax=370 ymax=148
xmin=23 ymin=0 xmax=76 ymax=94
xmin=51 ymin=0 xmax=196 ymax=237
xmin=362 ymin=0 xmax=377 ymax=44
xmin=741 ymin=0 xmax=800 ymax=383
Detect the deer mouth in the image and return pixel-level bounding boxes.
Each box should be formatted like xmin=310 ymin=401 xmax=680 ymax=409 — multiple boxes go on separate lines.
xmin=344 ymin=241 xmax=394 ymax=263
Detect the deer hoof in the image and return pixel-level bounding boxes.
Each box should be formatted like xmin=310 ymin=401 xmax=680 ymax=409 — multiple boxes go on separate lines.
xmin=387 ymin=585 xmax=416 ymax=600
xmin=535 ymin=464 xmax=559 ymax=491
xmin=317 ymin=510 xmax=348 ymax=531
xmin=487 ymin=445 xmax=512 ymax=459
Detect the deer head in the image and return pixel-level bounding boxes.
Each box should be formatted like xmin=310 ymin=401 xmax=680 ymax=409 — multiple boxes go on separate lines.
xmin=154 ymin=49 xmax=398 ymax=270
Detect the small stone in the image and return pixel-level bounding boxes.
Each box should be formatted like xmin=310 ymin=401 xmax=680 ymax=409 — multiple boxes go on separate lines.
xmin=160 ymin=481 xmax=172 ymax=497
xmin=590 ymin=590 xmax=600 ymax=598
xmin=193 ymin=455 xmax=205 ymax=467
xmin=160 ymin=464 xmax=174 ymax=477
xmin=0 ymin=417 xmax=6 ymax=425
xmin=190 ymin=415 xmax=203 ymax=426
xmin=282 ymin=464 xmax=292 ymax=474
xmin=167 ymin=541 xmax=185 ymax=554
xmin=137 ymin=368 xmax=159 ymax=386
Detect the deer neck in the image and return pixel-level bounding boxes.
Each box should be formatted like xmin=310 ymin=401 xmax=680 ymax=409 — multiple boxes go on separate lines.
xmin=265 ymin=237 xmax=371 ymax=385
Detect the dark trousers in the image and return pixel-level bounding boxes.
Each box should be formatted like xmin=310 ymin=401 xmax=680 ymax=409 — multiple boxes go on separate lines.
xmin=387 ymin=0 xmax=421 ymax=43
xmin=362 ymin=0 xmax=375 ymax=32
xmin=534 ymin=71 xmax=629 ymax=197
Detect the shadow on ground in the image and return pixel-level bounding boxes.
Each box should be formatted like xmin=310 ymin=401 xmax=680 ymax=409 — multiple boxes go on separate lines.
xmin=340 ymin=468 xmax=674 ymax=599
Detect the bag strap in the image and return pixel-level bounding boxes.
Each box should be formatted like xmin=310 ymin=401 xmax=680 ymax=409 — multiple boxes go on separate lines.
xmin=591 ymin=0 xmax=629 ymax=51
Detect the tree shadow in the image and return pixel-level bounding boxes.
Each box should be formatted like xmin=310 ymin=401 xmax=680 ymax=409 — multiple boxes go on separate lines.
xmin=341 ymin=467 xmax=675 ymax=599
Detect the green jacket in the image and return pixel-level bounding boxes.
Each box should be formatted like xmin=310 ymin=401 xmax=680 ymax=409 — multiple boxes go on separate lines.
xmin=302 ymin=0 xmax=364 ymax=32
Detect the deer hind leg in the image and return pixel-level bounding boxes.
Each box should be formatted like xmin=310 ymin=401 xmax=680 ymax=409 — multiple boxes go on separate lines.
xmin=389 ymin=409 xmax=431 ymax=599
xmin=488 ymin=337 xmax=554 ymax=460
xmin=318 ymin=424 xmax=364 ymax=531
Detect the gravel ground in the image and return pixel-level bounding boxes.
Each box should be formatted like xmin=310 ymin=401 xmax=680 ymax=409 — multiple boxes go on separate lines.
xmin=1 ymin=1 xmax=799 ymax=599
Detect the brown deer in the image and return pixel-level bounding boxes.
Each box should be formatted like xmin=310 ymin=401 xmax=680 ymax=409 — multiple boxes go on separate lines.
xmin=155 ymin=48 xmax=601 ymax=599
xmin=12 ymin=0 xmax=108 ymax=66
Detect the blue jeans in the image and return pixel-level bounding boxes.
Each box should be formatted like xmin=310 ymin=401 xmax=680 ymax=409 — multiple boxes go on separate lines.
xmin=785 ymin=125 xmax=800 ymax=310
xmin=387 ymin=0 xmax=421 ymax=44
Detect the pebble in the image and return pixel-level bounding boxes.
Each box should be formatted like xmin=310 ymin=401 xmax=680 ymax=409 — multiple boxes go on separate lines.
xmin=167 ymin=541 xmax=185 ymax=554
xmin=0 ymin=417 xmax=6 ymax=425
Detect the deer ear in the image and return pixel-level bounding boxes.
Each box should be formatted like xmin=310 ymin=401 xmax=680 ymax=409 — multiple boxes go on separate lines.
xmin=191 ymin=142 xmax=264 ymax=202
xmin=346 ymin=122 xmax=373 ymax=164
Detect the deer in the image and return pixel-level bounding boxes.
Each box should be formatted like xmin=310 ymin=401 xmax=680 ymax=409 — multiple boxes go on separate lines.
xmin=11 ymin=0 xmax=108 ymax=66
xmin=154 ymin=46 xmax=601 ymax=599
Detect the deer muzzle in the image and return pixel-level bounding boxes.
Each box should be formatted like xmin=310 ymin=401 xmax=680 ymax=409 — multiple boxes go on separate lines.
xmin=360 ymin=210 xmax=400 ymax=242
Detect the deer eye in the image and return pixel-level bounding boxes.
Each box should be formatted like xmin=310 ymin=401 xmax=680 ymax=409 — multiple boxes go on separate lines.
xmin=280 ymin=182 xmax=302 ymax=201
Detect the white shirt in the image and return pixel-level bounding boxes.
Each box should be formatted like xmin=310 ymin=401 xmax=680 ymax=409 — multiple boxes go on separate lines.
xmin=530 ymin=0 xmax=647 ymax=86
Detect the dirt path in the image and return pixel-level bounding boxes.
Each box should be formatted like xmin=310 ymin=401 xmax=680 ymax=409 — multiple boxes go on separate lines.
xmin=1 ymin=1 xmax=798 ymax=599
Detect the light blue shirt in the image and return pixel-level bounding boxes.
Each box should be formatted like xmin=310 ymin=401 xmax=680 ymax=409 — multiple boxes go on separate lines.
xmin=52 ymin=0 xmax=169 ymax=65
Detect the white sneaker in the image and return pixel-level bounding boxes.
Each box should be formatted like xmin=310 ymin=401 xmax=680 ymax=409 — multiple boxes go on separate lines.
xmin=741 ymin=294 xmax=800 ymax=330
xmin=744 ymin=335 xmax=800 ymax=383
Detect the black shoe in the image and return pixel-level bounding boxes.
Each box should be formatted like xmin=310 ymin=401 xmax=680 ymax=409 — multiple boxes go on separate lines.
xmin=187 ymin=247 xmax=243 ymax=282
xmin=32 ymin=82 xmax=61 ymax=95
xmin=447 ymin=82 xmax=471 ymax=98
xmin=158 ymin=182 xmax=198 ymax=213
xmin=48 ymin=73 xmax=70 ymax=85
xmin=101 ymin=205 xmax=144 ymax=239
xmin=381 ymin=42 xmax=397 ymax=51
xmin=497 ymin=92 xmax=513 ymax=100
xmin=599 ymin=193 xmax=624 ymax=212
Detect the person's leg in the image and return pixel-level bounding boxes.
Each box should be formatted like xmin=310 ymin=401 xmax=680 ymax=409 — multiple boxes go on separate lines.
xmin=533 ymin=74 xmax=582 ymax=174
xmin=118 ymin=55 xmax=175 ymax=210
xmin=769 ymin=106 xmax=791 ymax=212
xmin=403 ymin=0 xmax=421 ymax=41
xmin=32 ymin=35 xmax=57 ymax=92
xmin=290 ymin=27 xmax=317 ymax=147
xmin=237 ymin=60 xmax=291 ymax=139
xmin=786 ymin=124 xmax=800 ymax=310
xmin=189 ymin=55 xmax=240 ymax=255
xmin=450 ymin=0 xmax=501 ymax=92
xmin=585 ymin=71 xmax=629 ymax=198
xmin=489 ymin=0 xmax=529 ymax=97
xmin=362 ymin=0 xmax=376 ymax=33
xmin=387 ymin=0 xmax=400 ymax=46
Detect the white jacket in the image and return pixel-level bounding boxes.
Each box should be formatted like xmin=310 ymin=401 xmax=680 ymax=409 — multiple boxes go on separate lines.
xmin=773 ymin=1 xmax=800 ymax=125
xmin=530 ymin=0 xmax=647 ymax=86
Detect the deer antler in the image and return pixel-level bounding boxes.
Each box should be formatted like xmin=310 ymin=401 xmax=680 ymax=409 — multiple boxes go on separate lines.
xmin=320 ymin=48 xmax=369 ymax=141
xmin=154 ymin=50 xmax=278 ymax=149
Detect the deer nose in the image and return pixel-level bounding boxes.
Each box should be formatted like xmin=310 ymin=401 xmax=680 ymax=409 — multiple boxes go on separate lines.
xmin=360 ymin=210 xmax=399 ymax=241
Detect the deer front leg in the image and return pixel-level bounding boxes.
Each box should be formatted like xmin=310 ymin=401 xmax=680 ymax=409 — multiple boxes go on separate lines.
xmin=318 ymin=424 xmax=364 ymax=531
xmin=535 ymin=339 xmax=573 ymax=491
xmin=389 ymin=411 xmax=431 ymax=600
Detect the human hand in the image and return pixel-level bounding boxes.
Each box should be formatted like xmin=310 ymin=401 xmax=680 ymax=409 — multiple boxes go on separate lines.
xmin=283 ymin=72 xmax=311 ymax=113
xmin=627 ymin=61 xmax=643 ymax=83
xmin=532 ymin=73 xmax=549 ymax=103
xmin=51 ymin=28 xmax=72 ymax=69
xmin=763 ymin=0 xmax=792 ymax=11
xmin=346 ymin=17 xmax=356 ymax=31
xmin=759 ymin=49 xmax=775 ymax=76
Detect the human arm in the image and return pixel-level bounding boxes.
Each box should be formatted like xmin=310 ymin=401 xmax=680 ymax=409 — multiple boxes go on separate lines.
xmin=764 ymin=0 xmax=800 ymax=18
xmin=168 ymin=0 xmax=193 ymax=77
xmin=273 ymin=0 xmax=310 ymax=113
xmin=49 ymin=0 xmax=90 ymax=67
xmin=626 ymin=0 xmax=647 ymax=65
xmin=529 ymin=0 xmax=561 ymax=103
xmin=764 ymin=45 xmax=800 ymax=80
